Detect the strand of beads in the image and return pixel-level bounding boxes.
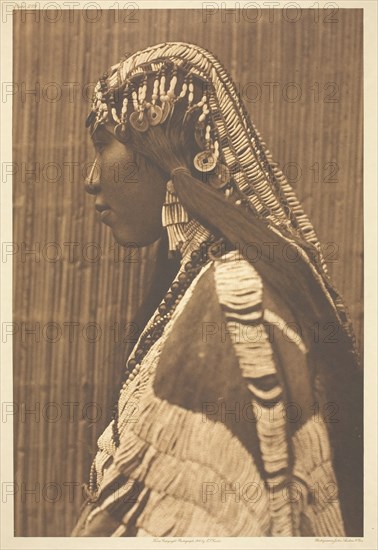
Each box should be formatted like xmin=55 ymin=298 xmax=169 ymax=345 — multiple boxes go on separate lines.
xmin=178 ymin=74 xmax=188 ymax=100
xmin=111 ymin=235 xmax=225 ymax=447
xmin=114 ymin=83 xmax=131 ymax=142
xmin=95 ymin=73 xmax=109 ymax=125
xmin=129 ymin=75 xmax=149 ymax=132
xmin=166 ymin=64 xmax=178 ymax=101
xmin=187 ymin=74 xmax=194 ymax=108
xmin=109 ymin=88 xmax=120 ymax=124
xmin=146 ymin=74 xmax=162 ymax=126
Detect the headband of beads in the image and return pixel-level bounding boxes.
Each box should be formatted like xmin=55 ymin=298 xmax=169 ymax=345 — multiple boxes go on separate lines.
xmin=87 ymin=61 xmax=233 ymax=198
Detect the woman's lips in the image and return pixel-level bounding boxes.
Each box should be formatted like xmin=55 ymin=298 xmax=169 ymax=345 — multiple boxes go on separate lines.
xmin=100 ymin=209 xmax=112 ymax=221
xmin=95 ymin=202 xmax=112 ymax=224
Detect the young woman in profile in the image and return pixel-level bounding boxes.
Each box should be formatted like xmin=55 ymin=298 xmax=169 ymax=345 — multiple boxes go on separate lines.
xmin=72 ymin=42 xmax=362 ymax=537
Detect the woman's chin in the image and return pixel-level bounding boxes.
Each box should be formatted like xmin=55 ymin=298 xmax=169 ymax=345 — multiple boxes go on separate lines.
xmin=111 ymin=227 xmax=162 ymax=249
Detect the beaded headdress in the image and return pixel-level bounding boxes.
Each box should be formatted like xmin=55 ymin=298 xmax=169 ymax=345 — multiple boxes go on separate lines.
xmin=87 ymin=43 xmax=328 ymax=266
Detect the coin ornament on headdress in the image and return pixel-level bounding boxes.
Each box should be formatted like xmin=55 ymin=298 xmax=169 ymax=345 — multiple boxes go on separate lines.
xmin=193 ymin=123 xmax=218 ymax=174
xmin=193 ymin=151 xmax=217 ymax=172
xmin=209 ymin=163 xmax=231 ymax=189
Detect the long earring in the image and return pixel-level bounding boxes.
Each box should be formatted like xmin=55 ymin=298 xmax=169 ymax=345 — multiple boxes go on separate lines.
xmin=161 ymin=179 xmax=190 ymax=253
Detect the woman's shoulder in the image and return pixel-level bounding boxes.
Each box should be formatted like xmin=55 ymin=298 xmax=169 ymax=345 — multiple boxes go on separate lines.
xmin=180 ymin=248 xmax=264 ymax=322
xmin=152 ymin=250 xmax=268 ymax=401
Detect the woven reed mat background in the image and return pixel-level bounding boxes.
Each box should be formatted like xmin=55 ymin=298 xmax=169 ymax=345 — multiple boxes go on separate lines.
xmin=12 ymin=8 xmax=362 ymax=536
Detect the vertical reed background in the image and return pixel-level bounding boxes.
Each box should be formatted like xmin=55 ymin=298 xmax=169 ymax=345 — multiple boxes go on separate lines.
xmin=12 ymin=8 xmax=363 ymax=536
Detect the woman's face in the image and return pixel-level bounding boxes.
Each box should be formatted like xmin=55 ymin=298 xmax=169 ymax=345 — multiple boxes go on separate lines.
xmin=85 ymin=122 xmax=167 ymax=247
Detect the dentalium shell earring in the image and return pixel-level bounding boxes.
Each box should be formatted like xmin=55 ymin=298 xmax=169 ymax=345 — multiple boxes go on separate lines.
xmin=161 ymin=178 xmax=190 ymax=253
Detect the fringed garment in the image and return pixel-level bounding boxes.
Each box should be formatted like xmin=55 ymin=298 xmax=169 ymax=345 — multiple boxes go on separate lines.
xmin=72 ymin=244 xmax=346 ymax=537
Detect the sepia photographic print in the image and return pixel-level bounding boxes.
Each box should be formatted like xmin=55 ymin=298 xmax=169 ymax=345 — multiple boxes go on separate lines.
xmin=1 ymin=1 xmax=377 ymax=549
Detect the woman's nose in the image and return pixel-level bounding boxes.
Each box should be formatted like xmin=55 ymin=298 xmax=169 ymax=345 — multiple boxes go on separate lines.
xmin=84 ymin=157 xmax=101 ymax=195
